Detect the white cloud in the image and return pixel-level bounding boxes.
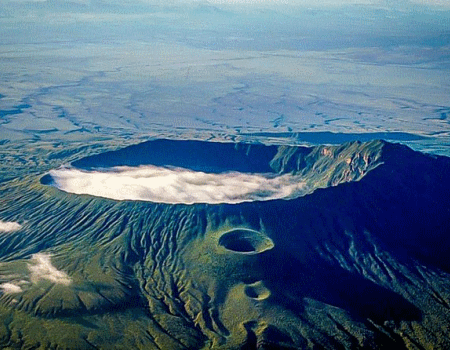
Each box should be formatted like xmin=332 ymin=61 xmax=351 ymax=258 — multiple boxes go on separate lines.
xmin=48 ymin=165 xmax=307 ymax=204
xmin=0 ymin=283 xmax=22 ymax=294
xmin=28 ymin=253 xmax=71 ymax=286
xmin=0 ymin=220 xmax=22 ymax=233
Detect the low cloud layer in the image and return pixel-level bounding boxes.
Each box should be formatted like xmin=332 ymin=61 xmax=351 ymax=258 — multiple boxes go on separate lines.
xmin=0 ymin=283 xmax=23 ymax=294
xmin=0 ymin=220 xmax=22 ymax=233
xmin=28 ymin=253 xmax=71 ymax=286
xmin=48 ymin=166 xmax=307 ymax=204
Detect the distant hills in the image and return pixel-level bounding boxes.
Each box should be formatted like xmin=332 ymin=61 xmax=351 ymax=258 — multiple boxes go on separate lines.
xmin=1 ymin=139 xmax=450 ymax=349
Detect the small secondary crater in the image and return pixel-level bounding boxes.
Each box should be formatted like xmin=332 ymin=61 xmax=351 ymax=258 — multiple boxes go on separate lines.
xmin=244 ymin=281 xmax=271 ymax=301
xmin=218 ymin=229 xmax=274 ymax=254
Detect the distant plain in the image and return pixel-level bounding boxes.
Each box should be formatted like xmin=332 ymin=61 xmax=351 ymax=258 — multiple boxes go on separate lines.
xmin=1 ymin=1 xmax=449 ymax=158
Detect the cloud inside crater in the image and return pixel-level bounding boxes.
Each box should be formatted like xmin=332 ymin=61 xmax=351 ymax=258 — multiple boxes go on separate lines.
xmin=0 ymin=220 xmax=22 ymax=233
xmin=47 ymin=165 xmax=307 ymax=204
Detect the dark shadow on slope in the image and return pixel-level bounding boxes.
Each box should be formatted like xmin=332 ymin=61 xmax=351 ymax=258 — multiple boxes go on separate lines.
xmin=65 ymin=317 xmax=99 ymax=329
xmin=258 ymin=248 xmax=422 ymax=325
xmin=354 ymin=143 xmax=450 ymax=273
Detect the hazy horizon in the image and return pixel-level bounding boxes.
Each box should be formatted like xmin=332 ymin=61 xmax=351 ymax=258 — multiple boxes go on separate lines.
xmin=1 ymin=0 xmax=449 ymax=155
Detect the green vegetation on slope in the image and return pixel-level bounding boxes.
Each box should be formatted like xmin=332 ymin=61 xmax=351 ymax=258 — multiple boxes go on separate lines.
xmin=0 ymin=139 xmax=450 ymax=349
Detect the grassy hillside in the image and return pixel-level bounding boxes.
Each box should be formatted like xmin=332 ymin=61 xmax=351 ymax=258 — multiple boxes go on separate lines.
xmin=1 ymin=139 xmax=450 ymax=349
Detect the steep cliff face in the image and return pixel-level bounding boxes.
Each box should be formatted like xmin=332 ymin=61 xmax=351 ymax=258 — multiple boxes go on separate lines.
xmin=70 ymin=138 xmax=384 ymax=180
xmin=1 ymin=139 xmax=450 ymax=349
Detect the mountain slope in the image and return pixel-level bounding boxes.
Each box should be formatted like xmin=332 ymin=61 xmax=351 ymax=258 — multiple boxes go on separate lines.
xmin=0 ymin=139 xmax=450 ymax=349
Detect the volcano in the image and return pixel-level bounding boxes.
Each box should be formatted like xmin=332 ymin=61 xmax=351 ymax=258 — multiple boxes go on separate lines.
xmin=1 ymin=139 xmax=450 ymax=349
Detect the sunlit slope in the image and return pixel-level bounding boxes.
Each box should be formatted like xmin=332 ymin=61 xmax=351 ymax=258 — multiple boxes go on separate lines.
xmin=0 ymin=140 xmax=450 ymax=349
